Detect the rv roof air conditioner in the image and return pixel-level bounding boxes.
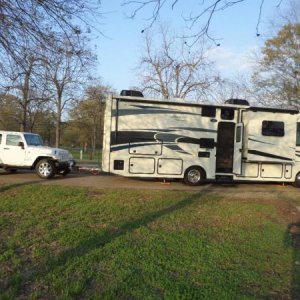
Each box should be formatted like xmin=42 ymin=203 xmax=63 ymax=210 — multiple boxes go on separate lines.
xmin=120 ymin=90 xmax=144 ymax=97
xmin=225 ymin=98 xmax=249 ymax=106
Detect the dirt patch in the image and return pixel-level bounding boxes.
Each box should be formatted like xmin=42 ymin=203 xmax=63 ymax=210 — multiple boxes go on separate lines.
xmin=87 ymin=190 xmax=105 ymax=198
xmin=219 ymin=192 xmax=300 ymax=225
xmin=288 ymin=221 xmax=300 ymax=251
xmin=275 ymin=202 xmax=300 ymax=224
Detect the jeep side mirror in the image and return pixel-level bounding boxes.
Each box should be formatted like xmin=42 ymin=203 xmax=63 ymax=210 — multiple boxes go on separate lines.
xmin=18 ymin=141 xmax=24 ymax=149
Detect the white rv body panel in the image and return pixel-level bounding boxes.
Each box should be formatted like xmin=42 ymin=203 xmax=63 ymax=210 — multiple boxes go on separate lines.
xmin=101 ymin=94 xmax=113 ymax=173
xmin=242 ymin=110 xmax=297 ymax=162
xmin=102 ymin=95 xmax=300 ymax=185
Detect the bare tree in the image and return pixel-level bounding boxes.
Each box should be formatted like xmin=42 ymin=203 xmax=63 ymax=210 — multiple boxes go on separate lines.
xmin=123 ymin=0 xmax=284 ymax=43
xmin=70 ymin=84 xmax=111 ymax=158
xmin=26 ymin=97 xmax=53 ymax=133
xmin=43 ymin=37 xmax=95 ymax=147
xmin=0 ymin=45 xmax=49 ymax=131
xmin=0 ymin=0 xmax=101 ymax=62
xmin=138 ymin=26 xmax=221 ymax=100
xmin=0 ymin=93 xmax=21 ymax=130
xmin=205 ymin=75 xmax=253 ymax=104
xmin=280 ymin=0 xmax=300 ymax=24
xmin=0 ymin=0 xmax=102 ymax=140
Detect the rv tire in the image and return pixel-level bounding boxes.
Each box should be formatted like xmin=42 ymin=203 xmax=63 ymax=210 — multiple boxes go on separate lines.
xmin=184 ymin=166 xmax=205 ymax=186
xmin=294 ymin=172 xmax=300 ymax=188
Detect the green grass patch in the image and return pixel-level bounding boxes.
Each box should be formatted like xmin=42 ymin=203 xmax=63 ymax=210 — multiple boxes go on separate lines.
xmin=65 ymin=148 xmax=102 ymax=163
xmin=0 ymin=184 xmax=299 ymax=299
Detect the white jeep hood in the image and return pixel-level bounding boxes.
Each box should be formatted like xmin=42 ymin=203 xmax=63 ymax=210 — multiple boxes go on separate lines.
xmin=27 ymin=146 xmax=73 ymax=160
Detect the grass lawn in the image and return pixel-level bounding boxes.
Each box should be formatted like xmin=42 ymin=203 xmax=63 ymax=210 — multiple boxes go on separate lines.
xmin=0 ymin=184 xmax=299 ymax=299
xmin=66 ymin=148 xmax=102 ymax=164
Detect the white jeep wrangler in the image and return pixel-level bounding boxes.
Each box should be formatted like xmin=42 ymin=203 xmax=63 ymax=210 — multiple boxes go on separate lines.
xmin=0 ymin=131 xmax=75 ymax=179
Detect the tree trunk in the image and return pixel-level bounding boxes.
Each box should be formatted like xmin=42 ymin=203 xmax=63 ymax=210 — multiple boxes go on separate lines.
xmin=55 ymin=98 xmax=62 ymax=148
xmin=99 ymin=98 xmax=103 ymax=148
xmin=20 ymin=106 xmax=27 ymax=132
xmin=91 ymin=126 xmax=96 ymax=160
xmin=21 ymin=72 xmax=30 ymax=132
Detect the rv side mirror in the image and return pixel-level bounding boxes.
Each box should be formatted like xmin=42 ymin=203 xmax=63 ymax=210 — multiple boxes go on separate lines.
xmin=18 ymin=141 xmax=24 ymax=149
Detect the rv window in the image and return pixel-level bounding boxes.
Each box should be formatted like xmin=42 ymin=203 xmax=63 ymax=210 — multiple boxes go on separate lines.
xmin=236 ymin=126 xmax=242 ymax=143
xmin=199 ymin=138 xmax=215 ymax=149
xmin=0 ymin=134 xmax=2 ymax=144
xmin=202 ymin=106 xmax=216 ymax=117
xmin=221 ymin=108 xmax=234 ymax=120
xmin=262 ymin=121 xmax=284 ymax=137
xmin=297 ymin=123 xmax=300 ymax=146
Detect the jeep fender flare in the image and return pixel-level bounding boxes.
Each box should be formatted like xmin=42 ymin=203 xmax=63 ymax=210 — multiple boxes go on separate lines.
xmin=32 ymin=156 xmax=56 ymax=169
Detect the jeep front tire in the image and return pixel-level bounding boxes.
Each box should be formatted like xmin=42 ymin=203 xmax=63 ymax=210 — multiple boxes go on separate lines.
xmin=35 ymin=159 xmax=56 ymax=179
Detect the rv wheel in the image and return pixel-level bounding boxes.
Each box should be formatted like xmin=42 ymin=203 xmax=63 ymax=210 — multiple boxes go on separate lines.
xmin=294 ymin=172 xmax=300 ymax=188
xmin=184 ymin=166 xmax=205 ymax=186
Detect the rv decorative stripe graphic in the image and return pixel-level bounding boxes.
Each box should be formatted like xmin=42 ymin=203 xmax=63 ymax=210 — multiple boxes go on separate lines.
xmin=249 ymin=138 xmax=296 ymax=150
xmin=112 ymin=104 xmax=202 ymax=117
xmin=111 ymin=129 xmax=215 ymax=145
xmin=110 ymin=142 xmax=192 ymax=155
xmin=248 ymin=138 xmax=275 ymax=145
xmin=109 ymin=126 xmax=216 ymax=155
xmin=110 ymin=142 xmax=160 ymax=152
xmin=163 ymin=144 xmax=192 ymax=155
xmin=248 ymin=149 xmax=293 ymax=161
xmin=171 ymin=127 xmax=217 ymax=133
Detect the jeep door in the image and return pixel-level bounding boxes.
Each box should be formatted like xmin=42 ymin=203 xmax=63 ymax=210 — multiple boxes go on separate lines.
xmin=2 ymin=133 xmax=26 ymax=166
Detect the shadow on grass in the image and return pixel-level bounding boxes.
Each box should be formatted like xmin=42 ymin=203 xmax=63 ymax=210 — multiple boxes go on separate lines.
xmin=30 ymin=189 xmax=213 ymax=286
xmin=0 ymin=181 xmax=41 ymax=193
xmin=285 ymin=221 xmax=300 ymax=300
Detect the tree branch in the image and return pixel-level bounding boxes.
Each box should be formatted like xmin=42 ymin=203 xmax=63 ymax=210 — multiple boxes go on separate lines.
xmin=123 ymin=0 xmax=285 ymax=44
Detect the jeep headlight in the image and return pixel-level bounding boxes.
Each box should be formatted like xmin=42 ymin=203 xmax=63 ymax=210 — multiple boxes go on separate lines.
xmin=52 ymin=150 xmax=61 ymax=160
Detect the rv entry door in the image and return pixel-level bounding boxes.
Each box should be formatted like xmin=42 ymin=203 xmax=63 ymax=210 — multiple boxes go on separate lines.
xmin=216 ymin=122 xmax=235 ymax=173
xmin=216 ymin=122 xmax=243 ymax=174
xmin=233 ymin=123 xmax=243 ymax=175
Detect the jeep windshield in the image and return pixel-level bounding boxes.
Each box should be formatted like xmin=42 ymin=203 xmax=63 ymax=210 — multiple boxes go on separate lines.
xmin=24 ymin=134 xmax=43 ymax=146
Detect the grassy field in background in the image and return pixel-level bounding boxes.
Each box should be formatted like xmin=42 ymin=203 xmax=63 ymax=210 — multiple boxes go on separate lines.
xmin=0 ymin=184 xmax=299 ymax=299
xmin=65 ymin=148 xmax=102 ymax=163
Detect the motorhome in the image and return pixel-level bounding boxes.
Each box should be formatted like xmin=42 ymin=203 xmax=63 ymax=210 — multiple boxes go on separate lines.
xmin=102 ymin=91 xmax=300 ymax=186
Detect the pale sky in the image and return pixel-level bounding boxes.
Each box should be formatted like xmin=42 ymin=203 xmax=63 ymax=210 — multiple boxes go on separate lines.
xmin=95 ymin=1 xmax=288 ymax=92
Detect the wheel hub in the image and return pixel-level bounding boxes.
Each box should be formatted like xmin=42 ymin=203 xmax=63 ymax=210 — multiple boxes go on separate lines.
xmin=188 ymin=169 xmax=201 ymax=184
xmin=38 ymin=162 xmax=52 ymax=177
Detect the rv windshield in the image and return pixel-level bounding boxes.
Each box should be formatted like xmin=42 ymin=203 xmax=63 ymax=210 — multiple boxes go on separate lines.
xmin=24 ymin=134 xmax=43 ymax=146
